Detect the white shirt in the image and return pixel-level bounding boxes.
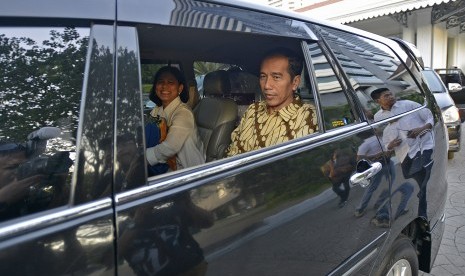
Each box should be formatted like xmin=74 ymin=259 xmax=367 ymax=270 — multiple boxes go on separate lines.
xmin=376 ymin=100 xmax=434 ymax=161
xmin=357 ymin=135 xmax=384 ymax=157
xmin=146 ymin=97 xmax=205 ymax=170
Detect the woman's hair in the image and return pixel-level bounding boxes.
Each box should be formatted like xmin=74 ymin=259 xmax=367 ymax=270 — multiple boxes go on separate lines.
xmin=149 ymin=66 xmax=189 ymax=106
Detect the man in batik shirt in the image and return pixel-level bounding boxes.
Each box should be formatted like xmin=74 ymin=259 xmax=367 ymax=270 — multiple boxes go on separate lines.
xmin=226 ymin=48 xmax=318 ymax=156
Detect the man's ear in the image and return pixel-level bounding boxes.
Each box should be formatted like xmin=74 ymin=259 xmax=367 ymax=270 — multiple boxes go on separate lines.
xmin=292 ymin=75 xmax=301 ymax=90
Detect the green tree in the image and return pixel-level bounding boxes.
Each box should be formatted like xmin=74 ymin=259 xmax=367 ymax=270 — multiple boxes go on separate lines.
xmin=0 ymin=27 xmax=88 ymax=143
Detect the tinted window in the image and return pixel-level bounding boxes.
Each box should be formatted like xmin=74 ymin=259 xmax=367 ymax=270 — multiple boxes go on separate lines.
xmin=124 ymin=21 xmax=321 ymax=184
xmin=422 ymin=70 xmax=446 ymax=93
xmin=307 ymin=42 xmax=355 ymax=130
xmin=316 ymin=26 xmax=424 ymax=121
xmin=0 ymin=26 xmax=89 ymax=221
xmin=436 ymin=69 xmax=465 ymax=86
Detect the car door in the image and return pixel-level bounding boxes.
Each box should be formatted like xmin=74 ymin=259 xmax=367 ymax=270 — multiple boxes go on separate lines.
xmin=0 ymin=1 xmax=118 ymax=274
xmin=318 ymin=24 xmax=448 ymax=272
xmin=113 ymin=1 xmax=391 ymax=275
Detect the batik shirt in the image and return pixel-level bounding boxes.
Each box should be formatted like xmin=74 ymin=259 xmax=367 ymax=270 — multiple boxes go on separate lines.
xmin=226 ymin=97 xmax=318 ymax=156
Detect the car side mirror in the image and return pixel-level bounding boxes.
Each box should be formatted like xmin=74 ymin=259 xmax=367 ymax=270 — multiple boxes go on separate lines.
xmin=448 ymin=83 xmax=462 ymax=93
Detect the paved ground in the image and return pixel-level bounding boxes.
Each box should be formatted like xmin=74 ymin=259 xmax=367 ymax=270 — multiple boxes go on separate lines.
xmin=422 ymin=125 xmax=465 ymax=276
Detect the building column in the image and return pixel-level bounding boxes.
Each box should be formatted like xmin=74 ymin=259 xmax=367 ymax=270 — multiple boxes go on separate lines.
xmin=402 ymin=12 xmax=415 ymax=44
xmin=415 ymin=8 xmax=433 ymax=67
xmin=456 ymin=33 xmax=465 ymax=70
xmin=432 ymin=21 xmax=448 ymax=69
xmin=446 ymin=26 xmax=459 ymax=68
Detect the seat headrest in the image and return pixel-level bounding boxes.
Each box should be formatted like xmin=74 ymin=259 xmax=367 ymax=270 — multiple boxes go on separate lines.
xmin=203 ymin=70 xmax=231 ymax=97
xmin=228 ymin=70 xmax=262 ymax=105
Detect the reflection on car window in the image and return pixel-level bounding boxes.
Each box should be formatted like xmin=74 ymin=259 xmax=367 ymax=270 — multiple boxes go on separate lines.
xmin=422 ymin=70 xmax=446 ymax=93
xmin=307 ymin=42 xmax=355 ymax=130
xmin=317 ymin=26 xmax=424 ymax=121
xmin=0 ymin=26 xmax=89 ymax=222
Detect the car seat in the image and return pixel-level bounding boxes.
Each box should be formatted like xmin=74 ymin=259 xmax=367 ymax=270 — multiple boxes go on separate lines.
xmin=194 ymin=70 xmax=238 ymax=161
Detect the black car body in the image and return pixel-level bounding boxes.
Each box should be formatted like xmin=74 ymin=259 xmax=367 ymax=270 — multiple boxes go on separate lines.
xmin=422 ymin=68 xmax=461 ymax=158
xmin=435 ymin=68 xmax=465 ymax=116
xmin=0 ymin=0 xmax=448 ymax=275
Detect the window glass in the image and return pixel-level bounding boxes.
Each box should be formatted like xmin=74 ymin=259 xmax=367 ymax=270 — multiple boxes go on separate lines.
xmin=317 ymin=26 xmax=424 ymax=122
xmin=436 ymin=68 xmax=465 ymax=86
xmin=194 ymin=62 xmax=235 ymax=96
xmin=0 ymin=26 xmax=89 ymax=221
xmin=135 ymin=22 xmax=320 ymax=182
xmin=194 ymin=61 xmax=261 ymax=119
xmin=422 ymin=70 xmax=445 ymax=93
xmin=114 ymin=26 xmax=146 ymax=192
xmin=307 ymin=42 xmax=355 ymax=130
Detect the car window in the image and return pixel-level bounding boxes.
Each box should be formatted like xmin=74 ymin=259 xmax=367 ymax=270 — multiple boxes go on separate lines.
xmin=116 ymin=23 xmax=322 ymax=185
xmin=316 ymin=25 xmax=425 ymax=122
xmin=193 ymin=61 xmax=262 ymax=120
xmin=194 ymin=62 xmax=235 ymax=95
xmin=306 ymin=41 xmax=355 ymax=130
xmin=436 ymin=69 xmax=465 ymax=86
xmin=422 ymin=70 xmax=446 ymax=93
xmin=0 ymin=26 xmax=90 ymax=222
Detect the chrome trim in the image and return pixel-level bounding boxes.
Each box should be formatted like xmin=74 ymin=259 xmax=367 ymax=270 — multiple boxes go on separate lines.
xmin=70 ymin=24 xmax=96 ymax=203
xmin=296 ymin=21 xmax=318 ymax=41
xmin=342 ymin=249 xmax=378 ymax=276
xmin=369 ymin=105 xmax=430 ymax=127
xmin=329 ymin=232 xmax=387 ymax=276
xmin=350 ymin=161 xmax=383 ymax=188
xmin=116 ymin=122 xmax=369 ymax=204
xmin=0 ymin=199 xmax=112 ymax=238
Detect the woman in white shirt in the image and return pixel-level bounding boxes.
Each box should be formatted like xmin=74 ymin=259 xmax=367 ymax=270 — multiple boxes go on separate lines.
xmin=145 ymin=66 xmax=205 ymax=174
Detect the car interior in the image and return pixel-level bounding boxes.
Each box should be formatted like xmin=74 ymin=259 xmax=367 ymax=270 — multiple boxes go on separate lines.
xmin=136 ymin=23 xmax=316 ymax=161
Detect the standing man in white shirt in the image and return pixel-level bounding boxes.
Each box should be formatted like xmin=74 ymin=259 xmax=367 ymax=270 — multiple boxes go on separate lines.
xmin=371 ymin=87 xmax=434 ymax=219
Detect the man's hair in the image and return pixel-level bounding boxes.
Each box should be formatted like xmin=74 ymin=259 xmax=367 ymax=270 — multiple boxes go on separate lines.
xmin=262 ymin=47 xmax=303 ymax=79
xmin=370 ymin=87 xmax=390 ymax=100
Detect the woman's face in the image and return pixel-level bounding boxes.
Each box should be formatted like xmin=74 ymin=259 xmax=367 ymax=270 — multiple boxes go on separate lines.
xmin=155 ymin=72 xmax=183 ymax=107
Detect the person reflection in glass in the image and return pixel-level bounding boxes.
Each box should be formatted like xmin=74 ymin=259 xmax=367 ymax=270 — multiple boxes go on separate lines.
xmin=321 ymin=148 xmax=356 ymax=208
xmin=0 ymin=134 xmax=71 ymax=221
xmin=354 ymin=129 xmax=393 ymax=218
xmin=371 ymin=88 xmax=434 ymax=219
xmin=0 ymin=143 xmax=40 ymax=221
xmin=119 ymin=192 xmax=213 ymax=276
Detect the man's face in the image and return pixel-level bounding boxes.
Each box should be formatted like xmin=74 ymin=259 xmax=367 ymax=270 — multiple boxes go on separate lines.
xmin=259 ymin=55 xmax=300 ymax=112
xmin=376 ymin=90 xmax=396 ymax=110
xmin=0 ymin=151 xmax=26 ymax=189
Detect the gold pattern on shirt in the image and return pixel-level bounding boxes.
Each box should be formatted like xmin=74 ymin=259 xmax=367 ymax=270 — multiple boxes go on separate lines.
xmin=227 ymin=97 xmax=318 ymax=156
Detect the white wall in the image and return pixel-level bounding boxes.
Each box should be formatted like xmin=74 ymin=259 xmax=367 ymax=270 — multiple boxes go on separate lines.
xmin=415 ymin=8 xmax=433 ymax=68
xmin=457 ymin=33 xmax=465 ymax=70
xmin=432 ymin=21 xmax=448 ymax=68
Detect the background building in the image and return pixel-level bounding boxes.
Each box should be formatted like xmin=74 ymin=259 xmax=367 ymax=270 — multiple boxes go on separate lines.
xmin=266 ymin=0 xmax=307 ymax=10
xmin=292 ymin=0 xmax=465 ymax=71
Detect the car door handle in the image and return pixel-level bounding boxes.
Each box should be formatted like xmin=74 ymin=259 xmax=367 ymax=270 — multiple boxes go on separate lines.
xmin=350 ymin=161 xmax=383 ymax=188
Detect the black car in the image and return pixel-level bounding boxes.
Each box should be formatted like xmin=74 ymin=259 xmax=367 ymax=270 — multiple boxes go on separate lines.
xmin=0 ymin=0 xmax=448 ymax=275
xmin=423 ymin=68 xmax=462 ymax=159
xmin=435 ymin=68 xmax=465 ymax=116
